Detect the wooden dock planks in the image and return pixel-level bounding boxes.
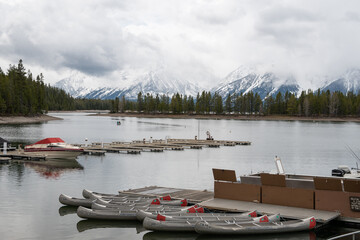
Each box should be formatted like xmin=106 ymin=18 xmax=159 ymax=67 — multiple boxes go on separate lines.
xmin=201 ymin=198 xmax=340 ymax=224
xmin=121 ymin=185 xmax=341 ymax=224
xmin=81 ymin=138 xmax=250 ymax=155
xmin=0 ymin=151 xmax=46 ymax=161
xmin=120 ymin=186 xmax=214 ymax=203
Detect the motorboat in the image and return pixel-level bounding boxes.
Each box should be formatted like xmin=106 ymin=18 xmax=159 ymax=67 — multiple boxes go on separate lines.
xmin=332 ymin=146 xmax=360 ymax=178
xmin=331 ymin=165 xmax=360 ymax=178
xmin=24 ymin=138 xmax=84 ymax=159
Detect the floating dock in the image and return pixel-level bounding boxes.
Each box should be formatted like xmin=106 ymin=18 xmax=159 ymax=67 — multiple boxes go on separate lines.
xmin=80 ymin=138 xmax=250 ymax=155
xmin=0 ymin=157 xmax=11 ymax=164
xmin=82 ymin=150 xmax=106 ymax=156
xmin=0 ymin=150 xmax=46 ymax=161
xmin=201 ymin=198 xmax=340 ymax=224
xmin=119 ymin=185 xmax=341 ymax=225
xmin=120 ymin=186 xmax=214 ymax=203
xmin=119 ymin=166 xmax=360 ymax=226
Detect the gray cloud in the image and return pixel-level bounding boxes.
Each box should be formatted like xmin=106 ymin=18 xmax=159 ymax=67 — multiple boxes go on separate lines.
xmin=0 ymin=0 xmax=360 ymax=89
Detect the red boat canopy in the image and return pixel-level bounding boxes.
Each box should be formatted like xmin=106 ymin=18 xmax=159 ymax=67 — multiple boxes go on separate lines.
xmin=33 ymin=138 xmax=65 ymax=145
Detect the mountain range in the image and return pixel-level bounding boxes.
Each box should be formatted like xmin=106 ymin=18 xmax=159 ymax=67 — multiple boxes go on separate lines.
xmin=55 ymin=69 xmax=199 ymax=100
xmin=54 ymin=66 xmax=360 ymax=100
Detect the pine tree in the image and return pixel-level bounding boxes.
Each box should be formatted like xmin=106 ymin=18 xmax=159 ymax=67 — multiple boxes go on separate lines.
xmin=137 ymin=92 xmax=143 ymax=112
xmin=225 ymin=93 xmax=232 ymax=113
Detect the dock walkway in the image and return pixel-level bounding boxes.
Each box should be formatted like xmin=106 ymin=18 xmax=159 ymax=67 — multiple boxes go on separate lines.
xmin=120 ymin=186 xmax=214 ymax=203
xmin=0 ymin=150 xmax=46 ymax=161
xmin=201 ymin=198 xmax=340 ymax=224
xmin=120 ymin=186 xmax=341 ymax=225
xmin=81 ymin=138 xmax=250 ymax=155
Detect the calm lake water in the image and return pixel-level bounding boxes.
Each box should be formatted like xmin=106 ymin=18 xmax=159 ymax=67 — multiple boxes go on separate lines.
xmin=0 ymin=112 xmax=360 ymax=239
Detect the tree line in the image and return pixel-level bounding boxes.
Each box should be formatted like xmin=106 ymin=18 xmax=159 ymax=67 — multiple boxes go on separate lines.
xmin=0 ymin=60 xmax=111 ymax=115
xmin=111 ymin=90 xmax=360 ymax=117
xmin=2 ymin=60 xmax=360 ymax=117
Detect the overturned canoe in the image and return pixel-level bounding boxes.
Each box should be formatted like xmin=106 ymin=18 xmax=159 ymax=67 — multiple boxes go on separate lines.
xmin=142 ymin=214 xmax=280 ymax=232
xmin=194 ymin=217 xmax=316 ymax=235
xmin=59 ymin=194 xmax=93 ymax=207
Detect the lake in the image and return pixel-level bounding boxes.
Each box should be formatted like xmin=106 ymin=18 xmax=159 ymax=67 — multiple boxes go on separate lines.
xmin=0 ymin=112 xmax=359 ymax=239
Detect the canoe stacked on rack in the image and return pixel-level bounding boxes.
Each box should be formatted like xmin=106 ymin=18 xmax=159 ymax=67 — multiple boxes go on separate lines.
xmin=59 ymin=189 xmax=316 ymax=235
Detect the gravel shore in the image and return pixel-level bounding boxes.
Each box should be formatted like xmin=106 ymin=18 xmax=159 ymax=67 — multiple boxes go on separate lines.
xmin=93 ymin=112 xmax=360 ymax=122
xmin=0 ymin=115 xmax=62 ymax=124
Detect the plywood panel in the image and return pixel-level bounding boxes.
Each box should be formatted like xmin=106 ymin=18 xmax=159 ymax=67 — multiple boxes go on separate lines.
xmin=240 ymin=176 xmax=262 ymax=185
xmin=343 ymin=179 xmax=360 ymax=193
xmin=315 ymin=190 xmax=360 ymax=218
xmin=260 ymin=173 xmax=286 ymax=187
xmin=313 ymin=177 xmax=343 ymax=191
xmin=212 ymin=168 xmax=237 ymax=182
xmin=262 ymin=185 xmax=314 ymax=209
xmin=214 ymin=181 xmax=261 ymax=202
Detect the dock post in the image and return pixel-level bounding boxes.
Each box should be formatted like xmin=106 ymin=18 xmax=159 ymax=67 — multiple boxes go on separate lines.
xmin=3 ymin=142 xmax=7 ymax=155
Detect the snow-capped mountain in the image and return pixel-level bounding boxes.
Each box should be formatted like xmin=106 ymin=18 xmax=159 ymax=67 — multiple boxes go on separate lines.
xmin=119 ymin=71 xmax=199 ymax=99
xmin=82 ymin=87 xmax=124 ymax=99
xmin=54 ymin=72 xmax=96 ymax=98
xmin=321 ymin=69 xmax=360 ymax=94
xmin=55 ymin=68 xmax=200 ymax=100
xmin=212 ymin=66 xmax=300 ymax=100
xmin=54 ymin=65 xmax=360 ymax=101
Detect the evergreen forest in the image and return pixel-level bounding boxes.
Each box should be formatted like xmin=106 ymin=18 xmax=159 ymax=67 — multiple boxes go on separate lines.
xmin=0 ymin=60 xmax=110 ymax=115
xmin=112 ymin=90 xmax=360 ymax=117
xmin=1 ymin=60 xmax=360 ymax=117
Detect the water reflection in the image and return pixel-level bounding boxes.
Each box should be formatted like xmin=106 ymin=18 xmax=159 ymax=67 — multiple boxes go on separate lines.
xmin=58 ymin=206 xmax=78 ymax=216
xmin=137 ymin=121 xmax=186 ymax=128
xmin=142 ymin=231 xmax=320 ymax=240
xmin=143 ymin=232 xmax=199 ymax=240
xmin=76 ymin=220 xmax=144 ymax=233
xmin=1 ymin=113 xmax=360 ymax=240
xmin=24 ymin=160 xmax=83 ymax=179
xmin=7 ymin=162 xmax=25 ymax=184
xmin=315 ymin=223 xmax=360 ymax=239
xmin=195 ymin=231 xmax=319 ymax=240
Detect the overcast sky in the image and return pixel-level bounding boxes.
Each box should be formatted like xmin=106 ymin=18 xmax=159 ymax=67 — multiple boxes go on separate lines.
xmin=1 ymin=0 xmax=360 ymax=88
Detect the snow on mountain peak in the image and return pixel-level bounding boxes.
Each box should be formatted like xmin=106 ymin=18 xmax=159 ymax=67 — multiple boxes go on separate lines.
xmin=53 ymin=64 xmax=360 ymax=101
xmin=321 ymin=68 xmax=360 ymax=94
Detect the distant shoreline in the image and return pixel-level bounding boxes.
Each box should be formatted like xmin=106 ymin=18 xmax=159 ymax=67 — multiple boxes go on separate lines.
xmin=0 ymin=115 xmax=62 ymax=125
xmin=90 ymin=112 xmax=360 ymax=123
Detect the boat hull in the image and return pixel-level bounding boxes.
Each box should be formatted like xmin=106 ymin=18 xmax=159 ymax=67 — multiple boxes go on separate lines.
xmin=194 ymin=217 xmax=315 ymax=235
xmin=77 ymin=206 xmax=138 ymax=220
xmin=24 ymin=149 xmax=83 ymax=159
xmin=59 ymin=194 xmax=93 ymax=208
xmin=142 ymin=214 xmax=280 ymax=232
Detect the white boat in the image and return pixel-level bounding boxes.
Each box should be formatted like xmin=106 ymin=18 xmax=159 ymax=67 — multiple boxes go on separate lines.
xmin=24 ymin=138 xmax=84 ymax=159
xmin=332 ymin=165 xmax=360 ymax=178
